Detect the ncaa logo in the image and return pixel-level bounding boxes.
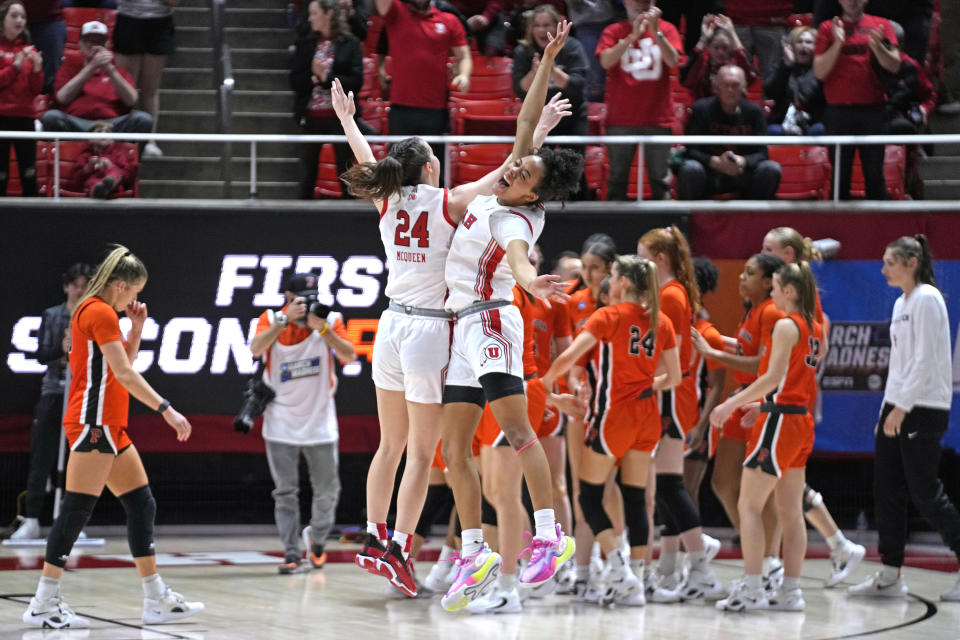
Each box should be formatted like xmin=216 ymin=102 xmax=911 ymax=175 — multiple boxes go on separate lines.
xmin=480 ymin=342 xmax=503 ymax=367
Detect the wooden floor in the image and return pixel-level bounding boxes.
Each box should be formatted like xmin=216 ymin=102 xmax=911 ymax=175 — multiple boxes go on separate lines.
xmin=2 ymin=535 xmax=959 ymax=639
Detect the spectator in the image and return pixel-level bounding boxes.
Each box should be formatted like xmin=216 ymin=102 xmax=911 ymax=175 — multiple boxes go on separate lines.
xmin=448 ymin=0 xmax=506 ymax=55
xmin=724 ymin=0 xmax=792 ymax=79
xmin=0 ymin=0 xmax=43 ymax=196
xmin=814 ymin=1 xmax=933 ymax=66
xmin=659 ymin=0 xmax=716 ymax=56
xmin=940 ymin=0 xmax=960 ymax=113
xmin=596 ymin=0 xmax=682 ymax=200
xmin=22 ymin=0 xmax=64 ymax=93
xmin=249 ymin=273 xmax=356 ymax=574
xmin=566 ymin=0 xmax=622 ymax=102
xmin=375 ymin=0 xmax=470 ymax=175
xmin=8 ymin=262 xmax=92 ymax=541
xmin=764 ymin=26 xmax=825 ymax=135
xmin=677 ymin=64 xmax=781 ymax=199
xmin=112 ymin=0 xmax=177 ymax=157
xmin=41 ymin=20 xmax=152 ymax=132
xmin=290 ymin=0 xmax=369 ymax=200
xmin=813 ymin=0 xmax=900 ymax=200
xmin=680 ymin=14 xmax=758 ymax=100
xmin=69 ymin=120 xmax=135 ymax=197
xmin=503 ymin=0 xmax=566 ymax=51
xmin=881 ymin=52 xmax=934 ymax=135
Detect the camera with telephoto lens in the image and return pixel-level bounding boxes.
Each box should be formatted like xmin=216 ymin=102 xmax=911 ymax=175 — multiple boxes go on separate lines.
xmin=276 ymin=292 xmax=332 ymax=328
xmin=233 ymin=374 xmax=275 ymax=434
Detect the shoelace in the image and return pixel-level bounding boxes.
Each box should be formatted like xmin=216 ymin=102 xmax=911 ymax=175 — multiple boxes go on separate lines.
xmin=518 ymin=530 xmax=552 ymax=563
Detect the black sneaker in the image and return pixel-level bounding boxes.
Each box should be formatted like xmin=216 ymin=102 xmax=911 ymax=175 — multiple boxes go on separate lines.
xmin=355 ymin=532 xmax=388 ymax=576
xmin=278 ymin=553 xmax=305 ymax=574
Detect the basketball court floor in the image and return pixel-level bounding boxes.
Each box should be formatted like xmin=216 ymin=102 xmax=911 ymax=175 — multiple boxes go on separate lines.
xmin=1 ymin=533 xmax=958 ymax=639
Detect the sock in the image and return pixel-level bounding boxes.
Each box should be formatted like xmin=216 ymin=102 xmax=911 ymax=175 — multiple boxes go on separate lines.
xmin=630 ymin=559 xmax=645 ymax=576
xmin=393 ymin=531 xmax=411 ymax=559
xmin=142 ymin=573 xmax=166 ymax=599
xmin=782 ymin=576 xmax=801 ymax=591
xmin=576 ymin=564 xmax=589 ymax=580
xmin=533 ymin=509 xmax=557 ymax=539
xmin=35 ymin=576 xmax=59 ymax=601
xmin=826 ymin=530 xmax=847 ymax=552
xmin=659 ymin=551 xmax=678 ymax=575
xmin=762 ymin=555 xmax=781 ymax=576
xmin=745 ymin=574 xmax=763 ymax=590
xmin=609 ymin=548 xmax=627 ymax=568
xmin=498 ymin=572 xmax=517 ymax=590
xmin=438 ymin=544 xmax=456 ymax=562
xmin=367 ymin=521 xmax=388 ymax=543
xmin=688 ymin=550 xmax=706 ymax=570
xmin=880 ymin=565 xmax=900 ymax=584
xmin=461 ymin=528 xmax=483 ymax=557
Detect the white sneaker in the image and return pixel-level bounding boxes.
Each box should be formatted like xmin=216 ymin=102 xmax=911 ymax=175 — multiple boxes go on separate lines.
xmin=554 ymin=561 xmax=577 ymax=594
xmin=702 ymin=533 xmax=721 ymax=563
xmin=423 ymin=561 xmax=454 ymax=593
xmin=143 ymin=141 xmax=163 ymax=157
xmin=142 ymin=586 xmax=204 ymax=624
xmin=22 ymin=596 xmax=89 ymax=629
xmin=716 ymin=579 xmax=769 ymax=612
xmin=825 ymin=540 xmax=866 ymax=588
xmin=941 ymin=574 xmax=960 ymax=602
xmin=763 ymin=557 xmax=784 ymax=592
xmin=682 ymin=566 xmax=726 ymax=601
xmin=651 ymin=571 xmax=683 ymax=603
xmin=465 ymin=585 xmax=522 ymax=614
xmin=573 ymin=577 xmax=603 ymax=604
xmin=848 ymin=571 xmax=908 ymax=598
xmin=767 ymin=587 xmax=805 ymax=611
xmin=643 ymin=567 xmax=658 ymax=595
xmin=600 ymin=554 xmax=641 ymax=605
xmin=10 ymin=516 xmax=40 ymax=540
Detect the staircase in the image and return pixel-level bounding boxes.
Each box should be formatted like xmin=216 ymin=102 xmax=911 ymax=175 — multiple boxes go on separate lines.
xmin=918 ymin=110 xmax=960 ymax=200
xmin=140 ymin=0 xmax=301 ymax=199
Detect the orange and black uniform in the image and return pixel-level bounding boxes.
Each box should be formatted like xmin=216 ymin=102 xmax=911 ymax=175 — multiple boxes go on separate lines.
xmin=581 ymin=302 xmax=677 ymax=458
xmin=722 ymin=297 xmax=785 ymax=443
xmin=744 ymin=312 xmax=823 ymax=477
xmin=692 ymin=315 xmax=725 ymax=459
xmin=63 ymin=297 xmax=133 ymax=454
xmin=532 ymin=295 xmax=572 ymax=437
xmin=658 ymin=280 xmax=698 ymax=439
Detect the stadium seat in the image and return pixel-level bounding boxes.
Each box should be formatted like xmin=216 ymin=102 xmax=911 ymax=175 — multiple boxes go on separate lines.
xmin=449 ymin=99 xmax=521 ymax=135
xmin=5 ymin=143 xmax=50 ymax=196
xmin=360 ymin=99 xmax=389 ymax=134
xmin=314 ymin=142 xmax=388 ymax=199
xmin=769 ymin=145 xmax=831 ymax=200
xmin=583 ymin=145 xmax=606 ymax=200
xmin=468 ymin=56 xmax=512 ymax=78
xmin=587 ymin=102 xmax=606 ymax=136
xmin=786 ymin=13 xmax=813 ymax=27
xmin=449 ymin=73 xmax=515 ymax=102
xmin=64 ymin=8 xmax=117 ymax=53
xmin=43 ymin=140 xmax=138 ymax=198
xmin=362 ymin=15 xmax=383 ymax=57
xmin=849 ymin=145 xmax=907 ymax=200
xmin=359 ymin=57 xmax=380 ymax=101
xmin=448 ymin=143 xmax=511 ymax=186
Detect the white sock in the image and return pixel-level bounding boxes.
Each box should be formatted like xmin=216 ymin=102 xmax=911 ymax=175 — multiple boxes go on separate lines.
xmin=498 ymin=572 xmax=517 ymax=590
xmin=688 ymin=550 xmax=706 ymax=570
xmin=630 ymin=559 xmax=645 ymax=575
xmin=782 ymin=576 xmax=801 ymax=591
xmin=533 ymin=509 xmax=557 ymax=539
xmin=393 ymin=531 xmax=410 ymax=559
xmin=880 ymin=565 xmax=900 ymax=584
xmin=438 ymin=544 xmax=456 ymax=562
xmin=745 ymin=574 xmax=763 ymax=590
xmin=461 ymin=528 xmax=484 ymax=557
xmin=576 ymin=564 xmax=589 ymax=580
xmin=659 ymin=551 xmax=678 ymax=575
xmin=142 ymin=573 xmax=166 ymax=599
xmin=367 ymin=521 xmax=387 ymax=543
xmin=35 ymin=576 xmax=59 ymax=601
xmin=826 ymin=530 xmax=847 ymax=552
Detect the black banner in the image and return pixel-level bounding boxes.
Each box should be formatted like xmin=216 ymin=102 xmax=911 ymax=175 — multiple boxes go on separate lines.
xmin=821 ymin=321 xmax=891 ymax=392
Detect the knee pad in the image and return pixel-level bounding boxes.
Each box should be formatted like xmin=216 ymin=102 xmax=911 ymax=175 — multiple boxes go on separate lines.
xmin=481 ymin=494 xmax=498 ymax=527
xmin=45 ymin=491 xmax=98 ymax=567
xmin=578 ymin=480 xmax=613 ymax=536
xmin=618 ymin=483 xmax=649 ymax=548
xmin=119 ymin=485 xmax=156 ymax=557
xmin=416 ymin=484 xmax=452 ymax=538
xmin=802 ymin=484 xmax=823 ymax=513
xmin=655 ymin=473 xmax=700 ymax=534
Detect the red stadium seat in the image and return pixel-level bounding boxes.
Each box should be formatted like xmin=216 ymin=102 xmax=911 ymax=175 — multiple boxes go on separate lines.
xmin=769 ymin=145 xmax=831 ymax=200
xmin=587 ymin=102 xmax=606 ymax=136
xmin=314 ymin=143 xmax=387 ymax=199
xmin=670 ymin=73 xmax=693 ymax=110
xmin=5 ymin=144 xmax=50 ymax=196
xmin=64 ymin=8 xmax=117 ymax=53
xmin=583 ymin=145 xmax=606 ymax=200
xmin=42 ymin=140 xmax=138 ymax=198
xmin=849 ymin=145 xmax=907 ymax=200
xmin=359 ymin=57 xmax=380 ymax=101
xmin=449 ymin=73 xmax=515 ymax=102
xmin=449 ymin=99 xmax=521 ymax=135
xmin=786 ymin=13 xmax=813 ymax=27
xmin=360 ymin=99 xmax=389 ymax=134
xmin=362 ymin=15 xmax=383 ymax=57
xmin=468 ymin=56 xmax=512 ymax=77
xmin=448 ymin=143 xmax=511 ymax=186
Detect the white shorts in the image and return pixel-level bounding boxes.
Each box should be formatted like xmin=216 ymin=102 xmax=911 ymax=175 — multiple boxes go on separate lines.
xmin=446 ymin=304 xmax=524 ymax=388
xmin=372 ymin=309 xmax=451 ymax=404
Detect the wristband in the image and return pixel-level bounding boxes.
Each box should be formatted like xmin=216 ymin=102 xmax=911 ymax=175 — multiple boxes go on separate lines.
xmin=157 ymin=399 xmax=171 ymax=413
xmin=318 ymin=323 xmax=329 ymax=336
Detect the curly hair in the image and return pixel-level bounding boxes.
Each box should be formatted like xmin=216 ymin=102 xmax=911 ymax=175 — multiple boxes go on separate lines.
xmin=693 ymin=256 xmax=720 ymax=297
xmin=532 ymin=147 xmax=584 ymax=204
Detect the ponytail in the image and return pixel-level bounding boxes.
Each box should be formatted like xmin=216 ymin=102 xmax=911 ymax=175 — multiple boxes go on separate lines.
xmin=886 ymin=234 xmax=938 ymax=289
xmin=768 ymin=226 xmax=822 ymax=262
xmin=615 ymin=254 xmax=660 ymax=345
xmin=776 ymin=261 xmax=817 ymax=329
xmin=340 ymin=136 xmax=431 ymax=202
xmin=638 ymin=226 xmax=701 ymax=312
xmin=74 ymin=244 xmax=148 ymax=318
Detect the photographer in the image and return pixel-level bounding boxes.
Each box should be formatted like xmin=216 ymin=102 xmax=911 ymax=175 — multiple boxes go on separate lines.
xmin=249 ymin=273 xmax=356 ymax=574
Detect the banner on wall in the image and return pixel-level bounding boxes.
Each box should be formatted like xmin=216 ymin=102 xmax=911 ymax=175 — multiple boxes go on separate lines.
xmin=820 ymin=321 xmax=890 ymax=393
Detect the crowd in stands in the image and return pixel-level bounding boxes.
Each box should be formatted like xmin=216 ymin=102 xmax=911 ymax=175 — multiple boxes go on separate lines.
xmin=2 ymin=0 xmax=959 ymax=200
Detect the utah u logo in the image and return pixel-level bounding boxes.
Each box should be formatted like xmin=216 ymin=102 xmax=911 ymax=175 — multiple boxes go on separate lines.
xmin=90 ymin=427 xmax=103 ymax=444
xmin=486 ymin=346 xmax=501 ymax=359
xmin=757 ymin=448 xmax=769 ymax=463
xmin=463 ymin=213 xmax=477 ymax=229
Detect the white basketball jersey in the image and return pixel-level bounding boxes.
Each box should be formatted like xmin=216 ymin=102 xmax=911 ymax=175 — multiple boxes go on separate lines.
xmin=379 ymin=184 xmax=458 ymax=309
xmin=444 ymin=195 xmax=545 ymax=312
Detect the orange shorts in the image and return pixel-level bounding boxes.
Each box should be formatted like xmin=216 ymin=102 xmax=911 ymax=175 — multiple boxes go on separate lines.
xmin=432 ymin=442 xmax=445 ymax=470
xmin=585 ymin=395 xmax=660 ymax=458
xmin=475 ymin=378 xmax=548 ymax=447
xmin=721 ymin=405 xmax=753 ymax=443
xmin=65 ymin=422 xmax=132 ymax=455
xmin=743 ymin=409 xmax=814 ymax=478
xmin=659 ymin=374 xmax=698 ymax=440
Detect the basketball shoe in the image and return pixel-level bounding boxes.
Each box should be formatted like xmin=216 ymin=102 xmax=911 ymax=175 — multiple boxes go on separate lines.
xmin=848 ymin=571 xmax=909 ymax=597
xmin=22 ymin=597 xmax=89 ymax=629
xmin=465 ymin=583 xmax=523 ymax=614
xmin=301 ymin=526 xmax=327 ymax=569
xmin=441 ymin=544 xmax=502 ymax=611
xmin=716 ymin=579 xmax=769 ymax=612
xmin=377 ymin=541 xmax=418 ymax=597
xmin=142 ymin=586 xmax=205 ymax=624
xmin=355 ymin=532 xmax=388 ymax=576
xmin=518 ymin=524 xmax=575 ymax=587
xmin=825 ymin=539 xmax=865 ymax=588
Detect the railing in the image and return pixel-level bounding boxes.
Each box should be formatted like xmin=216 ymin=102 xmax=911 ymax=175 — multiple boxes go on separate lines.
xmin=4 ymin=131 xmax=957 ymax=202
xmin=210 ymin=0 xmax=234 ymax=198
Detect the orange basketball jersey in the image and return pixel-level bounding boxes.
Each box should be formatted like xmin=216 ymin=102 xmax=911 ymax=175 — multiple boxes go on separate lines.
xmin=733 ymin=297 xmax=785 ymax=387
xmin=567 ymin=287 xmax=598 ymax=337
xmin=757 ymin=311 xmax=824 ymax=408
xmin=64 ymin=297 xmax=129 ymax=427
xmin=512 ymin=284 xmax=538 ymax=379
xmin=692 ymin=316 xmax=724 ymax=407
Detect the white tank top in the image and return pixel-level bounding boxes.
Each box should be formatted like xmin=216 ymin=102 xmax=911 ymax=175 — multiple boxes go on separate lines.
xmin=261 ymin=313 xmax=343 ymax=445
xmin=379 ymin=184 xmax=458 ymax=309
xmin=444 ymin=195 xmax=545 ymax=312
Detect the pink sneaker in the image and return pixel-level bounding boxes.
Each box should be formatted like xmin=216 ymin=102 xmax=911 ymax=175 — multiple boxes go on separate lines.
xmin=519 ymin=524 xmax=576 ymax=587
xmin=440 ymin=544 xmax=502 ymax=612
